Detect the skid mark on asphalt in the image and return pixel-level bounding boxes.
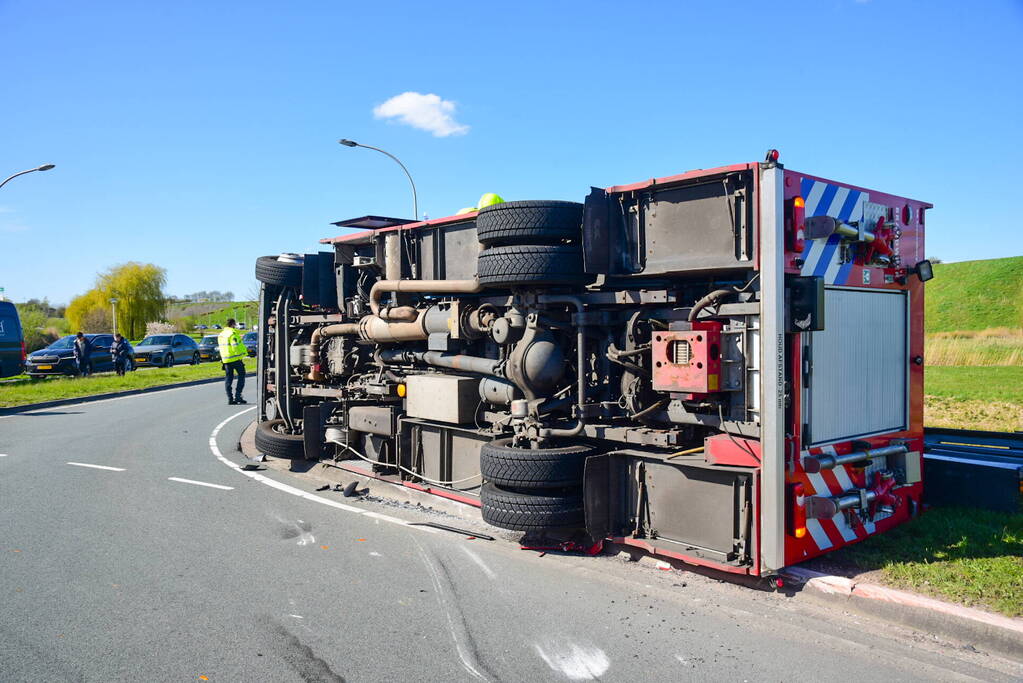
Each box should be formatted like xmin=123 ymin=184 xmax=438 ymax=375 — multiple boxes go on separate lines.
xmin=263 ymin=617 xmax=346 ymax=683
xmin=460 ymin=545 xmax=497 ymax=580
xmin=66 ymin=462 xmax=125 ymax=472
xmin=413 ymin=536 xmax=495 ymax=682
xmin=534 ymin=640 xmax=611 ymax=681
xmin=208 ymin=408 xmax=434 ymax=533
xmin=274 ymin=515 xmax=316 ymax=546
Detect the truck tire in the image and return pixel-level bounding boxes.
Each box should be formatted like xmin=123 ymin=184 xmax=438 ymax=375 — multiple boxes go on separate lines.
xmin=477 ymin=244 xmax=590 ymax=287
xmin=255 ymin=255 xmax=303 ymax=288
xmin=480 ymin=483 xmax=585 ymax=531
xmin=480 ymin=438 xmax=599 ymax=489
xmin=254 ymin=418 xmax=305 ymax=459
xmin=476 ymin=200 xmax=583 ymax=246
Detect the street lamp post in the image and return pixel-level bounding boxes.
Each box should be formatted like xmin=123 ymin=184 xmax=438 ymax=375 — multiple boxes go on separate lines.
xmin=0 ymin=164 xmax=56 ymax=190
xmin=338 ymin=140 xmax=418 ymax=221
xmin=110 ymin=298 xmax=118 ymax=335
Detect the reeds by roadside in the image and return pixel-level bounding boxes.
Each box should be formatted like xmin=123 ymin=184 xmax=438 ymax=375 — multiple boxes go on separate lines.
xmin=925 ymin=328 xmax=1023 ymax=366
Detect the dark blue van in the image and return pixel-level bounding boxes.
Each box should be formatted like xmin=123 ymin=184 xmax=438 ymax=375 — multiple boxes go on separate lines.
xmin=0 ymin=301 xmax=25 ymax=378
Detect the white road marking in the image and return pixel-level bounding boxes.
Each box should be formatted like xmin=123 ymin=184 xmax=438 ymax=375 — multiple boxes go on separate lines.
xmin=0 ymin=453 xmax=8 ymax=457
xmin=67 ymin=462 xmax=125 ymax=471
xmin=208 ymin=408 xmax=434 ymax=533
xmin=168 ymin=477 xmax=234 ymax=491
xmin=460 ymin=545 xmax=496 ymax=580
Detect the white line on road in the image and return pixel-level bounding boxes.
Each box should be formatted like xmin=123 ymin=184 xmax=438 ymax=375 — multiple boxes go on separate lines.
xmin=67 ymin=462 xmax=126 ymax=471
xmin=168 ymin=477 xmax=234 ymax=491
xmin=208 ymin=408 xmax=435 ymax=533
xmin=0 ymin=454 xmax=8 ymax=457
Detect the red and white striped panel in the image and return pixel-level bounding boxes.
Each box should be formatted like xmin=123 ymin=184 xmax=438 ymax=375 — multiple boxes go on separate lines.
xmin=798 ymin=446 xmax=890 ymax=551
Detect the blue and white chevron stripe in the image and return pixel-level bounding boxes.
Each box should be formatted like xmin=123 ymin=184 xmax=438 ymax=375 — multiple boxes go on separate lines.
xmin=798 ymin=178 xmax=868 ymax=285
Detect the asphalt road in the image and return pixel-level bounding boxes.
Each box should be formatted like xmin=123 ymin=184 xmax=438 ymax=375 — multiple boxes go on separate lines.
xmin=1 ymin=384 xmax=1020 ymax=682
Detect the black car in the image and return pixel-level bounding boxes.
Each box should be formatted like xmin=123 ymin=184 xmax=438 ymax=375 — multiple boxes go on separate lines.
xmin=134 ymin=334 xmax=200 ymax=367
xmin=198 ymin=335 xmax=221 ymax=362
xmin=25 ymin=334 xmax=116 ymax=376
xmin=0 ymin=301 xmax=25 ymax=378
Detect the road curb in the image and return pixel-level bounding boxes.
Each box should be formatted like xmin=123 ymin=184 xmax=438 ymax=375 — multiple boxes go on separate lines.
xmin=0 ymin=372 xmax=255 ymax=415
xmin=781 ymin=565 xmax=1023 ymax=659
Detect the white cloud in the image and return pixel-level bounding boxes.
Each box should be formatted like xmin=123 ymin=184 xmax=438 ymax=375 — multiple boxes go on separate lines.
xmin=373 ymin=92 xmax=469 ymax=137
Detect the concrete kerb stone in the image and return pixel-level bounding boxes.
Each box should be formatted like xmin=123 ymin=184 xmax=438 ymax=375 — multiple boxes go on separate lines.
xmin=782 ymin=565 xmax=1023 ymax=660
xmin=0 ymin=372 xmax=256 ymax=415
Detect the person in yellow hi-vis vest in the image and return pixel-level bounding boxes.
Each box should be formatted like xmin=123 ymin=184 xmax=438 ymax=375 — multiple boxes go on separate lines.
xmin=218 ymin=318 xmax=248 ymax=405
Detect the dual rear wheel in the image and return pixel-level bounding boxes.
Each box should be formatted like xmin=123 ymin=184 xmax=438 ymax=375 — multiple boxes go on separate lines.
xmin=479 ymin=438 xmax=598 ymax=531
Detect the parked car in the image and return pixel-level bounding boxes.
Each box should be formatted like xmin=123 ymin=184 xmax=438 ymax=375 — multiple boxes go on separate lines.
xmin=133 ymin=333 xmax=200 ymax=367
xmin=0 ymin=301 xmax=25 ymax=378
xmin=242 ymin=331 xmax=258 ymax=357
xmin=25 ymin=334 xmax=116 ymax=376
xmin=197 ymin=335 xmax=221 ymax=362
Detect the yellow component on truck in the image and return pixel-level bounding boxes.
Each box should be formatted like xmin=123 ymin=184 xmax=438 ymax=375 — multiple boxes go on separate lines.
xmin=476 ymin=193 xmax=504 ymax=209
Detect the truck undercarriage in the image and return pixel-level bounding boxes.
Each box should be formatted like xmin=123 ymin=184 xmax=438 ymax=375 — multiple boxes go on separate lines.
xmin=254 ymin=157 xmax=932 ymax=575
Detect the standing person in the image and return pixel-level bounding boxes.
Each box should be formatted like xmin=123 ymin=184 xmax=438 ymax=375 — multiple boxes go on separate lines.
xmin=218 ymin=318 xmax=248 ymax=405
xmin=73 ymin=332 xmax=93 ymax=377
xmin=110 ymin=333 xmax=132 ymax=376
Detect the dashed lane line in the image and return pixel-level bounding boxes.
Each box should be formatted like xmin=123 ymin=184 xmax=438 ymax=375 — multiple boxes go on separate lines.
xmin=168 ymin=477 xmax=234 ymax=491
xmin=67 ymin=462 xmax=126 ymax=472
xmin=208 ymin=408 xmax=435 ymax=534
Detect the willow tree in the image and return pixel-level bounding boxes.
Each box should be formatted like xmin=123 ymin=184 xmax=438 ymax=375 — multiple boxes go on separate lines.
xmin=98 ymin=262 xmax=167 ymax=339
xmin=66 ymin=262 xmax=167 ymax=339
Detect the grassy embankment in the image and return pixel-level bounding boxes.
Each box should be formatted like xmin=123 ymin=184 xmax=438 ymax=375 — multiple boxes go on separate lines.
xmin=0 ymin=358 xmax=255 ymax=409
xmin=923 ymin=256 xmax=1023 ymax=432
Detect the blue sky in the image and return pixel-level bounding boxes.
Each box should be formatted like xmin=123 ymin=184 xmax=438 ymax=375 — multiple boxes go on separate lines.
xmin=1 ymin=0 xmax=1021 ymax=304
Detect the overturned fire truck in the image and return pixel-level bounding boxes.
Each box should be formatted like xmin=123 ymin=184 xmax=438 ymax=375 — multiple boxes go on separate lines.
xmin=253 ymin=152 xmax=933 ymax=576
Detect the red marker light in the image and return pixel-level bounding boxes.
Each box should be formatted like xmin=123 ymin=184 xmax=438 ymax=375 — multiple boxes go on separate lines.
xmin=766 ymin=148 xmax=780 ymax=162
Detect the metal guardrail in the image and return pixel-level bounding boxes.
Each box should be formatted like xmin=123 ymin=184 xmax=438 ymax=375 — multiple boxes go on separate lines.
xmin=923 ymin=427 xmax=1023 ymax=513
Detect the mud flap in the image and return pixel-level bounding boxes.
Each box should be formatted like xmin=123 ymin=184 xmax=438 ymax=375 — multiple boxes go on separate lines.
xmin=302 ymin=403 xmax=335 ymax=460
xmin=583 ymin=453 xmax=614 ymax=541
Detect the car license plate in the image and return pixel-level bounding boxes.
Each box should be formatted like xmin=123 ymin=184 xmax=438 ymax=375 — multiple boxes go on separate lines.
xmin=200 ymin=354 xmax=209 ymax=359
xmin=38 ymin=365 xmax=52 ymax=370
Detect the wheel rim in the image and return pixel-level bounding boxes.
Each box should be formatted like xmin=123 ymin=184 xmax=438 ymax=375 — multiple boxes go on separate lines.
xmin=193 ymin=353 xmax=200 ymax=365
xmin=165 ymin=355 xmax=172 ymax=367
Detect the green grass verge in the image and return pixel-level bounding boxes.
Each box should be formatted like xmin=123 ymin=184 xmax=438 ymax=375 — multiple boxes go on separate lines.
xmin=926 ymin=256 xmax=1023 ymax=332
xmin=0 ymin=358 xmax=256 ymax=409
xmin=925 ymin=366 xmax=1023 ymax=404
xmin=924 ymin=366 xmax=1023 ymax=431
xmin=829 ymin=507 xmax=1023 ymax=617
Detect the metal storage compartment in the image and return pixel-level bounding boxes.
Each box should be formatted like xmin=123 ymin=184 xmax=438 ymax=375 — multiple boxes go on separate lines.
xmin=806 ymin=288 xmax=908 ymax=444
